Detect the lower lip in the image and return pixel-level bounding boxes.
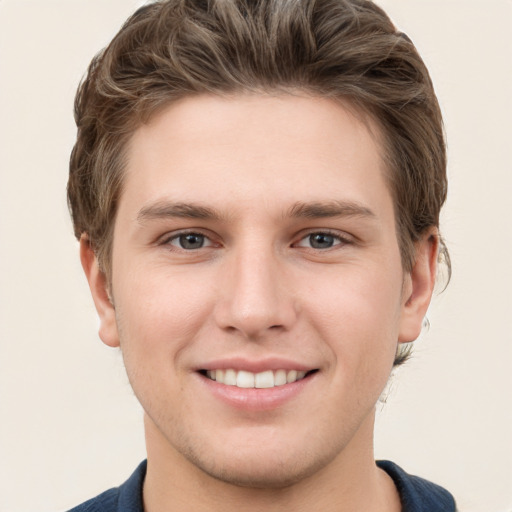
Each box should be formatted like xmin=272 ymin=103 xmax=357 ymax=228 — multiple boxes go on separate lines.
xmin=197 ymin=372 xmax=317 ymax=412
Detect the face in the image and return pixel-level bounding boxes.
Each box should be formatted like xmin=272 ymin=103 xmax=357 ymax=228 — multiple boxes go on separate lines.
xmin=83 ymin=94 xmax=435 ymax=488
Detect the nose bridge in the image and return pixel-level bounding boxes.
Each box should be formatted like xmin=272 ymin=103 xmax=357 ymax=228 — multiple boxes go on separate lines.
xmin=215 ymin=237 xmax=295 ymax=338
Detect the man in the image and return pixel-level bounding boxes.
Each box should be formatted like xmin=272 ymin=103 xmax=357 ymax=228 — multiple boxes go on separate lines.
xmin=67 ymin=0 xmax=456 ymax=510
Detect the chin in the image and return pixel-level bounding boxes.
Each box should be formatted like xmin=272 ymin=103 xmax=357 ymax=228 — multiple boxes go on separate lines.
xmin=181 ymin=436 xmax=337 ymax=489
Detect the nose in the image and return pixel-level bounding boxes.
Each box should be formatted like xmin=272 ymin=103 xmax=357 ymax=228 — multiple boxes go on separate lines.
xmin=214 ymin=244 xmax=298 ymax=340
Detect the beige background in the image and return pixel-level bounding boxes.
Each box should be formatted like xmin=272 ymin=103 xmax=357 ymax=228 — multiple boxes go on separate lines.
xmin=0 ymin=1 xmax=511 ymax=511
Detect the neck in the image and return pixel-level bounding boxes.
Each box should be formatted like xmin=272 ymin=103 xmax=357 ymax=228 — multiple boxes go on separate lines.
xmin=142 ymin=412 xmax=401 ymax=512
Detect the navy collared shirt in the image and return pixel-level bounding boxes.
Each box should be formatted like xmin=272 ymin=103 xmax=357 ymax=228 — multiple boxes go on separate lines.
xmin=67 ymin=459 xmax=456 ymax=511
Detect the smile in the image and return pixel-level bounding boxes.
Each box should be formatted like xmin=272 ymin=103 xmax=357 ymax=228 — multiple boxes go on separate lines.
xmin=202 ymin=369 xmax=313 ymax=388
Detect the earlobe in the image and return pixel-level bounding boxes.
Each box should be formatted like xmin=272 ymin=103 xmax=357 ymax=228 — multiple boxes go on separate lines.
xmin=80 ymin=236 xmax=120 ymax=348
xmin=398 ymin=229 xmax=439 ymax=343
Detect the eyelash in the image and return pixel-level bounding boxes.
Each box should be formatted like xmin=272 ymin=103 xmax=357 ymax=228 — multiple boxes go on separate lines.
xmin=294 ymin=230 xmax=353 ymax=250
xmin=160 ymin=230 xmax=216 ymax=251
xmin=159 ymin=229 xmax=353 ymax=251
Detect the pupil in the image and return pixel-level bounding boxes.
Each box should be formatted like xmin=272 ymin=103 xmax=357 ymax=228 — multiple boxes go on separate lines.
xmin=180 ymin=233 xmax=204 ymax=249
xmin=310 ymin=233 xmax=334 ymax=249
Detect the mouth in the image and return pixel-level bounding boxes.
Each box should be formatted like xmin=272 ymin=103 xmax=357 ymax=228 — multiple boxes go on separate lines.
xmin=199 ymin=368 xmax=318 ymax=389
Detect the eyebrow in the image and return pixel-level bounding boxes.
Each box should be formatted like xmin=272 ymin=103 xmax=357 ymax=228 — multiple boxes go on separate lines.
xmin=137 ymin=201 xmax=223 ymax=223
xmin=286 ymin=200 xmax=376 ymax=220
xmin=136 ymin=199 xmax=376 ymax=224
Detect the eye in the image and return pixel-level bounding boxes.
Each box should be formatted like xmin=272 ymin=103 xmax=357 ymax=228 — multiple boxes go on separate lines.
xmin=167 ymin=232 xmax=213 ymax=250
xmin=296 ymin=232 xmax=349 ymax=250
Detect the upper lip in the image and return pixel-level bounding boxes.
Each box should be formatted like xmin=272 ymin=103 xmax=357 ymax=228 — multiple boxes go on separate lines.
xmin=196 ymin=357 xmax=316 ymax=374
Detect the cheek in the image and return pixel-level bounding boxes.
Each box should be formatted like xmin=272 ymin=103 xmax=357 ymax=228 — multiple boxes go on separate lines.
xmin=113 ymin=270 xmax=215 ymax=414
xmin=306 ymin=266 xmax=403 ymax=376
xmin=307 ymin=261 xmax=403 ymax=330
xmin=112 ymin=265 xmax=215 ymax=358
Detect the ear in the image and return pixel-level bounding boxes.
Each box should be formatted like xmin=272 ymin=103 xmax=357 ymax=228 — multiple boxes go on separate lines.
xmin=398 ymin=229 xmax=439 ymax=343
xmin=80 ymin=235 xmax=120 ymax=348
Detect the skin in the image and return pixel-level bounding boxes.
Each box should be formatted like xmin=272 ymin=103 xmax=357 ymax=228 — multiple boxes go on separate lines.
xmin=81 ymin=94 xmax=438 ymax=512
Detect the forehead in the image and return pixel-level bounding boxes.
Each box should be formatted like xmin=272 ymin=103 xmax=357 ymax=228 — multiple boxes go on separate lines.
xmin=120 ymin=93 xmax=391 ymax=222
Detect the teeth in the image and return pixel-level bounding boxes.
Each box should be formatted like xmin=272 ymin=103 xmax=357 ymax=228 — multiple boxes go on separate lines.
xmin=274 ymin=369 xmax=287 ymax=386
xmin=286 ymin=370 xmax=297 ymax=383
xmin=224 ymin=369 xmax=237 ymax=386
xmin=255 ymin=370 xmax=274 ymax=388
xmin=237 ymin=370 xmax=255 ymax=388
xmin=204 ymin=368 xmax=310 ymax=388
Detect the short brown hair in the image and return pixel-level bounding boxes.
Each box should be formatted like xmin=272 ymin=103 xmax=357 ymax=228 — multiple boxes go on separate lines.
xmin=68 ymin=0 xmax=449 ymax=363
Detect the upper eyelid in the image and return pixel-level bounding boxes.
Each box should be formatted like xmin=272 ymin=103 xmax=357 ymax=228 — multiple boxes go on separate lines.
xmin=158 ymin=228 xmax=216 ymax=244
xmin=294 ymin=228 xmax=354 ymax=243
xmin=159 ymin=231 xmax=220 ymax=253
xmin=155 ymin=228 xmax=355 ymax=247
